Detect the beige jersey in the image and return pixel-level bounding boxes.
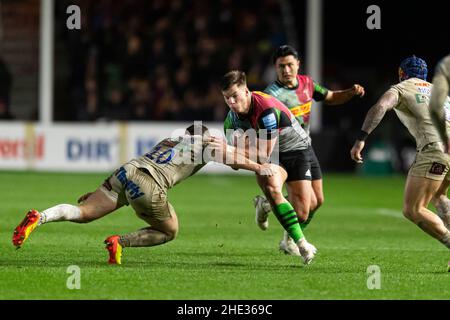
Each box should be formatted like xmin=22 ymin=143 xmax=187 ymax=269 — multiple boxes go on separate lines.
xmin=388 ymin=78 xmax=450 ymax=150
xmin=128 ymin=135 xmax=208 ymax=189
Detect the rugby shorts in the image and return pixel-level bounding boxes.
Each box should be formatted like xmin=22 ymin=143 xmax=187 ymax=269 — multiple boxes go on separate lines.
xmin=99 ymin=163 xmax=175 ymax=222
xmin=409 ymin=142 xmax=450 ymax=181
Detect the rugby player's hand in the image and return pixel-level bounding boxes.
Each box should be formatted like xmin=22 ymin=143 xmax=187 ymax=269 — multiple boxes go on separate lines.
xmin=77 ymin=192 xmax=93 ymax=204
xmin=352 ymin=84 xmax=365 ymax=97
xmin=350 ymin=140 xmax=365 ymax=164
xmin=258 ymin=163 xmax=277 ymax=176
xmin=208 ymin=136 xmax=227 ymax=152
xmin=207 ymin=136 xmax=228 ymax=161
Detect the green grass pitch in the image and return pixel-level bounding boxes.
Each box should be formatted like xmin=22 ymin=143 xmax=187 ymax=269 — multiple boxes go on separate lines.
xmin=0 ymin=171 xmax=449 ymax=299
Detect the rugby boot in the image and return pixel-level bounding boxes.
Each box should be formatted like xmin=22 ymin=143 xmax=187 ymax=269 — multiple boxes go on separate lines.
xmin=253 ymin=195 xmax=271 ymax=230
xmin=104 ymin=235 xmax=123 ymax=265
xmin=12 ymin=209 xmax=41 ymax=248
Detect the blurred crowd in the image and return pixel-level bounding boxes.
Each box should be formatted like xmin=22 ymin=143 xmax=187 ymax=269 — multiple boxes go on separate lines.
xmin=57 ymin=0 xmax=287 ymax=121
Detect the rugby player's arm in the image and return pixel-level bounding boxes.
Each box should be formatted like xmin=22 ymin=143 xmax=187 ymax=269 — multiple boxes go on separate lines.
xmin=350 ymin=90 xmax=399 ymax=163
xmin=256 ymin=108 xmax=284 ymax=163
xmin=225 ymin=145 xmax=274 ymax=175
xmin=324 ymin=84 xmax=365 ymax=105
xmin=361 ymin=90 xmax=398 ymax=134
xmin=429 ymin=72 xmax=450 ymax=146
xmin=223 ymin=115 xmax=242 ymax=170
xmin=208 ymin=137 xmax=273 ymax=175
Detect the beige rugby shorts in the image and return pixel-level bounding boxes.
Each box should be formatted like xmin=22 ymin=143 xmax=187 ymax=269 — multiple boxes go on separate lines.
xmin=99 ymin=163 xmax=175 ymax=222
xmin=409 ymin=142 xmax=450 ymax=181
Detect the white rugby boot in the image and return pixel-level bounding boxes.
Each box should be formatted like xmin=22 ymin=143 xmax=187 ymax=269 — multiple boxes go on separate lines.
xmin=279 ymin=231 xmax=301 ymax=256
xmin=297 ymin=238 xmax=316 ymax=265
xmin=253 ymin=195 xmax=271 ymax=231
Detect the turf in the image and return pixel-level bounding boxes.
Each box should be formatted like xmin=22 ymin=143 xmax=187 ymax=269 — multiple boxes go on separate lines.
xmin=0 ymin=171 xmax=449 ymax=300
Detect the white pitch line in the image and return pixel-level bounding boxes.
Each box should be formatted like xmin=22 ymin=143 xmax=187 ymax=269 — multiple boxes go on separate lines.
xmin=376 ymin=208 xmax=404 ymax=219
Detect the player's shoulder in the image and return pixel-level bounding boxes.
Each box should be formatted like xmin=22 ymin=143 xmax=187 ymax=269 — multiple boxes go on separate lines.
xmin=390 ymin=79 xmax=431 ymax=98
xmin=224 ymin=110 xmax=238 ymax=127
xmin=297 ymin=74 xmax=314 ymax=84
xmin=253 ymin=90 xmax=273 ymax=100
xmin=264 ymin=81 xmax=281 ymax=95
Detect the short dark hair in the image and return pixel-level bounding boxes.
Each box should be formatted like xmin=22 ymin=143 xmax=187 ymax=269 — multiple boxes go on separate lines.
xmin=220 ymin=70 xmax=247 ymax=91
xmin=186 ymin=124 xmax=209 ymax=136
xmin=272 ymin=45 xmax=299 ymax=64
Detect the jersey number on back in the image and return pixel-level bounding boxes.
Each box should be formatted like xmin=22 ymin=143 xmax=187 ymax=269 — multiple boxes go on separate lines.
xmin=145 ymin=145 xmax=174 ymax=164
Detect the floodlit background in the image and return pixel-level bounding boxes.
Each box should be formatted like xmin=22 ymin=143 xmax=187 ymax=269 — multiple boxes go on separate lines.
xmin=0 ymin=0 xmax=449 ymax=301
xmin=1 ymin=0 xmax=448 ymax=174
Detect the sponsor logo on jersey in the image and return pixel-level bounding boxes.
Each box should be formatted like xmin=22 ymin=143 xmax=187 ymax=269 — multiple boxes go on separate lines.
xmin=115 ymin=166 xmax=145 ymax=200
xmin=418 ymin=87 xmax=431 ymax=95
xmin=290 ymin=102 xmax=311 ymax=117
xmin=429 ymin=162 xmax=446 ymax=175
xmin=262 ymin=113 xmax=277 ymax=130
xmin=414 ymin=82 xmax=431 ymax=87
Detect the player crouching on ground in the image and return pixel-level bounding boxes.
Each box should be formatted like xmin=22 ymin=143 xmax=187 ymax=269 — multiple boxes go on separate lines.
xmin=12 ymin=124 xmax=277 ymax=265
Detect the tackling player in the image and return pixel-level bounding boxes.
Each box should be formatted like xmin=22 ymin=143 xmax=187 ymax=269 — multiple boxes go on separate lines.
xmin=350 ymin=56 xmax=450 ymax=250
xmin=12 ymin=124 xmax=276 ymax=264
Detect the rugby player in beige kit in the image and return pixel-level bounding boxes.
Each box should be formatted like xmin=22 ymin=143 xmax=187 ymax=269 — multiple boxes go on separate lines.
xmin=12 ymin=124 xmax=277 ymax=264
xmin=351 ymin=56 xmax=450 ymax=251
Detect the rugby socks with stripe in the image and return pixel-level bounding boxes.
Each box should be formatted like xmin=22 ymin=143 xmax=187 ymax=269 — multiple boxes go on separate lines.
xmin=280 ymin=193 xmax=316 ymax=230
xmin=300 ymin=212 xmax=315 ymax=230
xmin=273 ymin=202 xmax=304 ymax=242
xmin=39 ymin=204 xmax=82 ymax=225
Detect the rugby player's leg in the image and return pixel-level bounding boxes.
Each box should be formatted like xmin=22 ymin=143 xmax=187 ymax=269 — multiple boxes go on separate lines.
xmin=403 ymin=175 xmax=450 ymax=249
xmin=256 ymin=166 xmax=315 ymax=264
xmin=12 ymin=187 xmax=120 ymax=248
xmin=119 ymin=206 xmax=179 ymax=248
xmin=286 ymin=179 xmax=312 ymax=224
xmin=282 ymin=179 xmax=315 ymax=256
xmin=43 ymin=187 xmax=120 ymax=224
xmin=118 ymin=169 xmax=179 ymax=249
xmin=105 ymin=168 xmax=179 ymax=264
xmin=303 ymin=148 xmax=324 ymax=228
xmin=431 ymin=178 xmax=450 ymax=229
xmin=256 ymin=166 xmax=304 ymax=243
xmin=301 ymin=178 xmax=324 ymax=229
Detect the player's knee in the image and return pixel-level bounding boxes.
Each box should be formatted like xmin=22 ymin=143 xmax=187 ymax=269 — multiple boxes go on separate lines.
xmin=264 ymin=185 xmax=284 ymax=203
xmin=166 ymin=227 xmax=178 ymax=241
xmin=403 ymin=206 xmax=420 ymax=223
xmin=74 ymin=207 xmax=92 ymax=223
